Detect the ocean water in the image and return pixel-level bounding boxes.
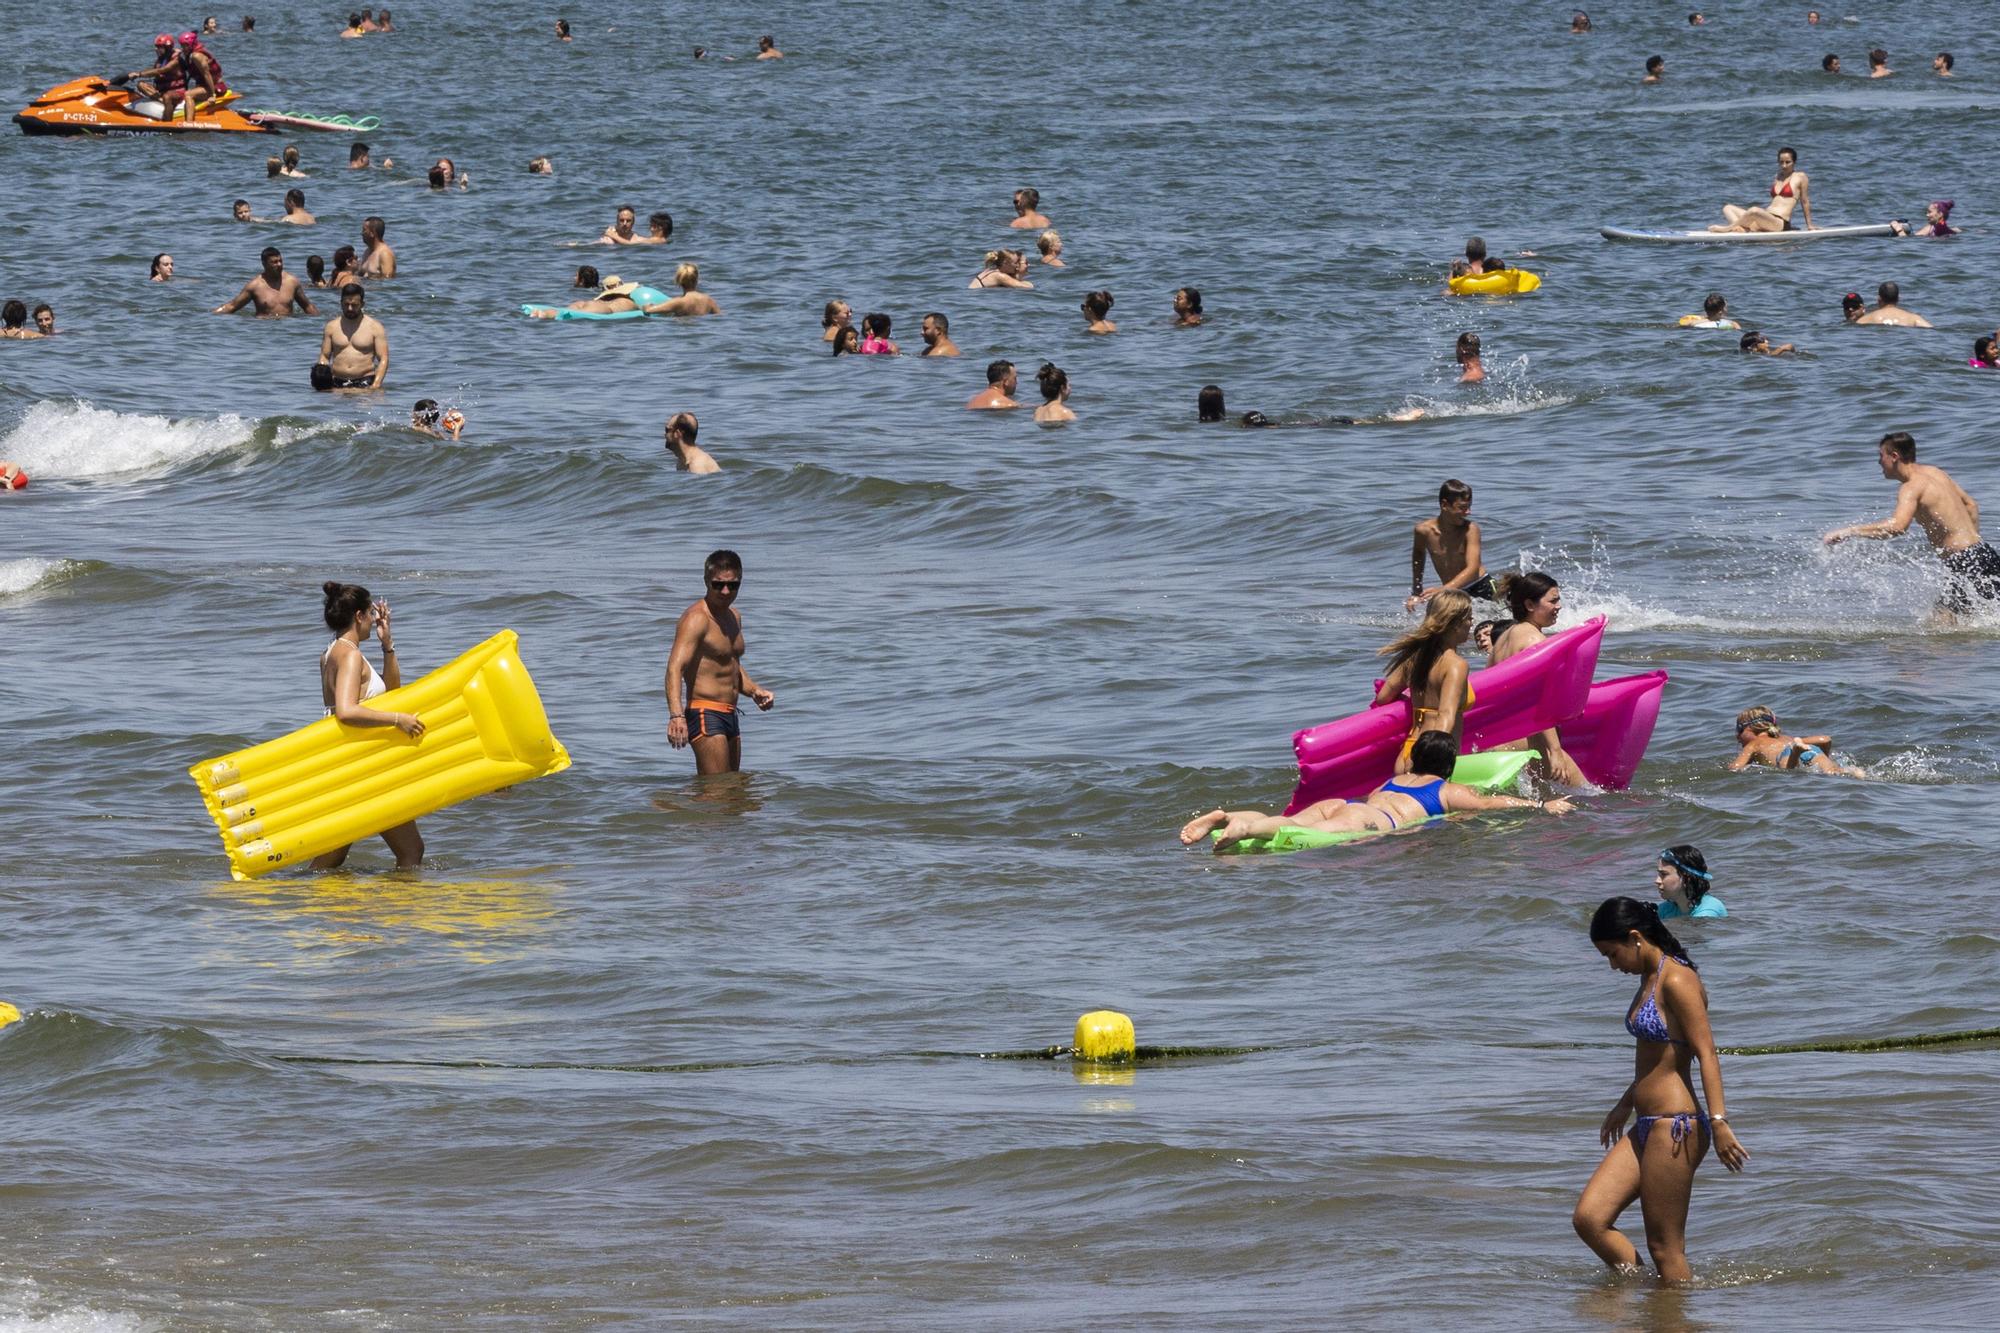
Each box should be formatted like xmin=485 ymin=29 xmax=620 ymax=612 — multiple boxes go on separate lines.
xmin=4 ymin=1 xmax=2000 ymax=1327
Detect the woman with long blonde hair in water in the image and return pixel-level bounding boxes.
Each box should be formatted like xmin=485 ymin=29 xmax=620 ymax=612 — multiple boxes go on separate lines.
xmin=1376 ymin=588 xmax=1474 ymax=774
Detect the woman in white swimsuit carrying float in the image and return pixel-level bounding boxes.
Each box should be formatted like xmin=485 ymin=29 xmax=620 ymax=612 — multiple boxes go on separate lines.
xmin=1710 ymin=146 xmax=1812 ymax=233
xmin=314 ymin=581 xmax=426 ymax=870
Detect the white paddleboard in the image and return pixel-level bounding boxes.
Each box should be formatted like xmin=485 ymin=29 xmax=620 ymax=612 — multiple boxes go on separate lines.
xmin=1601 ymin=223 xmax=1901 ymax=244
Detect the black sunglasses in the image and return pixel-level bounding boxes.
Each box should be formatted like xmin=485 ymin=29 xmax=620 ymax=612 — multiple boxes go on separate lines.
xmin=708 ymin=578 xmax=741 ymax=591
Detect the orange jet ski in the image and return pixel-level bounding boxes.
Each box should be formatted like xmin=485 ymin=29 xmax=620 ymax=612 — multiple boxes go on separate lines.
xmin=14 ymin=76 xmax=267 ymax=136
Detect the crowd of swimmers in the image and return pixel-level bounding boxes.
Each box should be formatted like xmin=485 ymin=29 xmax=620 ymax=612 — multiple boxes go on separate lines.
xmin=8 ymin=14 xmax=1995 ymax=1288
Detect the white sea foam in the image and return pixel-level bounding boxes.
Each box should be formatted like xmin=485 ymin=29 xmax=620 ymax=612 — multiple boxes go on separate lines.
xmin=0 ymin=558 xmax=77 ymax=597
xmin=1498 ymin=535 xmax=2000 ymax=636
xmin=0 ymin=1279 xmax=152 ymax=1333
xmin=0 ymin=400 xmax=319 ymax=479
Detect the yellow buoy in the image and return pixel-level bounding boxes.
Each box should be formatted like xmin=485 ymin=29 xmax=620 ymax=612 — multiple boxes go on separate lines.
xmin=1073 ymin=1009 xmax=1135 ymax=1062
xmin=0 ymin=1001 xmax=21 ymax=1029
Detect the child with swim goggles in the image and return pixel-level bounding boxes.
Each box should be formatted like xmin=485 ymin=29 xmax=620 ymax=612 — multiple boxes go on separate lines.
xmin=1727 ymin=706 xmax=1864 ymax=777
xmin=1656 ymin=845 xmax=1724 ymax=919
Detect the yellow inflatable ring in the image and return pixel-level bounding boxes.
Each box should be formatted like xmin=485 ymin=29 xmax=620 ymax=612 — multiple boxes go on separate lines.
xmin=1448 ymin=269 xmax=1542 ymax=295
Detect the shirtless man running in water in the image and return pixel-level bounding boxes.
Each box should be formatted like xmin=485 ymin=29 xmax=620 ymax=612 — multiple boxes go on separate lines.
xmin=1824 ymin=431 xmax=1997 ymax=621
xmin=665 ymin=550 xmax=776 ymax=773
xmin=215 ymin=246 xmax=317 ymax=316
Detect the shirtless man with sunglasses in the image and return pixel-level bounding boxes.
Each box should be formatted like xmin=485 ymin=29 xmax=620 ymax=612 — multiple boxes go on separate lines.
xmin=665 ymin=549 xmax=777 ymax=773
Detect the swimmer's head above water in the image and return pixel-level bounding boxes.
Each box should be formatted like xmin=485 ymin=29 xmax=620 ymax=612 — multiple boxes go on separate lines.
xmin=1733 ymin=705 xmax=1781 ymax=741
xmin=1036 ymin=362 xmax=1068 ymax=402
xmin=1657 ymin=845 xmax=1713 ymax=912
xmin=1407 ymin=730 xmax=1462 ymax=780
xmin=1197 ymin=384 xmax=1225 ymax=422
xmin=1841 ymin=291 xmax=1864 ymax=321
xmin=1497 ymin=571 xmax=1560 ymax=627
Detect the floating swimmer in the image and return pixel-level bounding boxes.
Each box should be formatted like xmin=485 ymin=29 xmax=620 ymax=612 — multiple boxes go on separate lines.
xmin=1 ymin=461 xmax=28 ymax=491
xmin=1656 ymin=846 xmax=1725 ymax=919
xmin=1456 ymin=332 xmax=1485 ymax=382
xmin=410 ymin=399 xmax=463 ymax=440
xmin=1080 ymin=289 xmax=1116 ymax=335
xmin=1738 ymin=330 xmax=1796 ymax=356
xmin=920 ymin=312 xmax=958 ymax=357
xmin=1728 ymin=706 xmax=1863 ymax=777
xmin=641 ymin=263 xmax=721 ymax=317
xmin=531 ymin=274 xmax=641 ymax=319
xmin=1853 ymin=280 xmax=1932 ymax=327
xmin=1180 ymin=731 xmax=1572 ymax=851
xmin=1678 ymin=293 xmax=1739 ymax=330
xmin=1033 ymin=363 xmax=1075 ymax=424
xmin=1010 ymin=187 xmax=1049 ymax=230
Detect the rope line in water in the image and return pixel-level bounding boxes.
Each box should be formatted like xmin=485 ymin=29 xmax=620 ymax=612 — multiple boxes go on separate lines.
xmin=278 ymin=1043 xmax=1268 ymax=1075
xmin=1720 ymin=1025 xmax=2000 ymax=1056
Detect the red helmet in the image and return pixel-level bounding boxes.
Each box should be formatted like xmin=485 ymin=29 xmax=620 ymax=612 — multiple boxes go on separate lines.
xmin=178 ymin=31 xmax=199 ymax=48
xmin=154 ymin=33 xmax=174 ymax=48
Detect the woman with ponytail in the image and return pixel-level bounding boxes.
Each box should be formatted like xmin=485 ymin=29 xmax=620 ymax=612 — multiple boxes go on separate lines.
xmin=1576 ymin=897 xmax=1748 ymax=1280
xmin=1374 ymin=589 xmax=1474 ymax=774
xmin=313 ymin=581 xmax=426 ymax=870
xmin=1487 ymin=571 xmax=1586 ymax=786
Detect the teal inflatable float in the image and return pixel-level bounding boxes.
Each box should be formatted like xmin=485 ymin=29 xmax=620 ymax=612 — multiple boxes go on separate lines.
xmin=521 ymin=285 xmax=672 ymax=321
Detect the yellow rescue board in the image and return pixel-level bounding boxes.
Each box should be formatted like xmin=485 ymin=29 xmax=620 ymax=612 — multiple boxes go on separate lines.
xmin=189 ymin=630 xmax=570 ymax=880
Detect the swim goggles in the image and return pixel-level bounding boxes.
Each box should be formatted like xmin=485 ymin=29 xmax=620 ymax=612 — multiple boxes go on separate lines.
xmin=1660 ymin=849 xmax=1710 ymax=881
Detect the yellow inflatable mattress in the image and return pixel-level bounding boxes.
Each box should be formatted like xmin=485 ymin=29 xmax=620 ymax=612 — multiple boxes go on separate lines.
xmin=189 ymin=630 xmax=570 ymax=880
